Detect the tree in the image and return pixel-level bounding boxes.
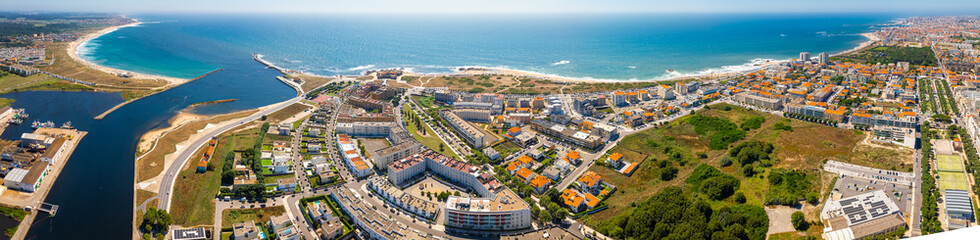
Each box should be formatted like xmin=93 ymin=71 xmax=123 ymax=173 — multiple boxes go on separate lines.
xmin=660 ymin=166 xmax=678 ymax=181
xmin=806 ymin=193 xmax=820 ymax=204
xmin=555 ymin=208 xmax=569 ymax=220
xmin=720 ymin=156 xmax=733 ymax=167
xmin=221 ymin=170 xmax=236 ymax=184
xmin=742 ymin=164 xmax=755 ymax=177
xmin=735 ymin=192 xmax=747 ymax=203
xmin=699 ymin=176 xmax=740 ymax=200
xmin=538 ymin=210 xmax=553 ymax=223
xmin=791 ymin=211 xmax=809 ymax=231
xmin=141 ymin=207 xmax=172 ymax=234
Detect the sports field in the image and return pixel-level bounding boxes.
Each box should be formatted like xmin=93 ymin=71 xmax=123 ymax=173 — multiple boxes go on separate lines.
xmin=938 ymin=171 xmax=969 ymax=190
xmin=936 ymin=154 xmax=965 ymax=172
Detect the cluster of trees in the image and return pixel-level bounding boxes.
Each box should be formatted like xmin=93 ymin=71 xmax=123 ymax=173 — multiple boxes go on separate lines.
xmin=919 ymin=122 xmax=943 ymax=234
xmin=931 ymin=114 xmax=952 ymax=123
xmin=222 ymin=123 xmax=271 ymax=186
xmin=422 ymin=190 xmax=460 ymax=202
xmin=141 ymin=207 xmax=172 ymax=239
xmin=772 ymin=121 xmax=793 ymax=132
xmin=765 ymin=169 xmax=812 ymax=206
xmin=934 ymin=78 xmax=953 ymax=114
xmin=851 ymin=46 xmax=938 ymax=66
xmin=686 ymin=164 xmax=741 ymax=200
xmin=686 ymin=115 xmax=746 ymax=150
xmin=535 ymin=189 xmax=571 ymax=224
xmin=938 ymin=80 xmax=960 ymax=115
xmin=838 ymin=96 xmax=868 ymax=107
xmin=782 ymin=112 xmax=838 ymax=127
xmin=918 ymin=78 xmax=936 ymax=114
xmin=739 ymin=116 xmax=766 ymax=131
xmin=728 ymin=141 xmax=774 ymax=166
xmin=597 ymin=187 xmax=769 ymax=240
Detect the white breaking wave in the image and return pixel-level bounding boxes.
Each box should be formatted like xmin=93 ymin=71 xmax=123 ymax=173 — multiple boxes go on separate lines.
xmin=347 ymin=64 xmax=375 ymax=71
xmin=627 ymin=66 xmax=637 ymax=69
xmin=551 ymin=60 xmax=570 ymax=66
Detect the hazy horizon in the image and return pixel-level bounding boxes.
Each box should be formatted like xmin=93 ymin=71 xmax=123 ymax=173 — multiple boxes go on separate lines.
xmin=4 ymin=0 xmax=980 ymax=14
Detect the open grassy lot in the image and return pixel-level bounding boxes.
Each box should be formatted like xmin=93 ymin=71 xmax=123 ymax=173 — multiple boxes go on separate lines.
xmin=938 ymin=172 xmax=969 ymax=191
xmin=0 ymin=98 xmax=14 ymax=108
xmin=137 ymin=109 xmax=259 ymax=182
xmin=221 ymin=206 xmax=285 ymax=228
xmin=585 ymin=102 xmax=913 ymax=225
xmin=0 ymin=73 xmax=48 ymax=92
xmin=402 ymin=104 xmax=458 ymax=159
xmin=265 ymin=103 xmax=311 ymax=123
xmin=293 ymin=74 xmax=332 ymax=93
xmin=937 ymin=154 xmax=965 ymax=172
xmin=421 ymin=74 xmax=523 ymax=93
xmin=171 ymin=126 xmax=262 ymax=226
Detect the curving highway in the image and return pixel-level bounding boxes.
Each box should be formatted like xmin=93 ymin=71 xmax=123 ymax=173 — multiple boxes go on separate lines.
xmin=158 ymin=97 xmax=302 ymax=211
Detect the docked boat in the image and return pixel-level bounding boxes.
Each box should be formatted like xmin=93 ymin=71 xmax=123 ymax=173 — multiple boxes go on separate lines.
xmin=61 ymin=121 xmax=74 ymax=129
xmin=33 ymin=120 xmax=55 ymax=129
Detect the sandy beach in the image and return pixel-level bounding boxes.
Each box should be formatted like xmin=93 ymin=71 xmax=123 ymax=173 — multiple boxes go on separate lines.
xmin=68 ymin=20 xmax=190 ymax=86
xmin=441 ymin=32 xmax=881 ymax=85
xmin=137 ymin=111 xmax=206 ymax=153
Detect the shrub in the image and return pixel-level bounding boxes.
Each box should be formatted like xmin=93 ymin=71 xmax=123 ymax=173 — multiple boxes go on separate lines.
xmin=742 ymin=164 xmax=755 ymax=177
xmin=660 ymin=166 xmax=679 ymax=181
xmin=735 ymin=192 xmax=747 ymax=203
xmin=729 ymin=140 xmax=775 ymax=165
xmin=773 ymin=122 xmax=793 ymax=131
xmin=806 ymin=193 xmax=820 ymax=204
xmin=740 ymin=116 xmax=766 ymax=130
xmin=791 ymin=211 xmax=809 ymax=231
xmin=720 ymin=156 xmax=733 ymax=167
xmin=686 ymin=164 xmax=723 ymax=186
xmin=699 ymin=175 xmax=740 ymax=200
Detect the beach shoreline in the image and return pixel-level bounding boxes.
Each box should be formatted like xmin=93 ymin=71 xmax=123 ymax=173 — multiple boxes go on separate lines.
xmin=432 ymin=31 xmax=880 ymax=84
xmin=68 ymin=20 xmax=190 ymax=86
xmin=82 ymin=18 xmax=877 ymax=86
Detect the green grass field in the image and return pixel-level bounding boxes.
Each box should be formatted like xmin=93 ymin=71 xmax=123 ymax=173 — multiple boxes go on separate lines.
xmin=938 ymin=171 xmax=969 ymax=190
xmin=402 ymin=104 xmax=458 ymax=159
xmin=171 ymin=126 xmax=262 ymax=225
xmin=936 ymin=154 xmax=965 ymax=172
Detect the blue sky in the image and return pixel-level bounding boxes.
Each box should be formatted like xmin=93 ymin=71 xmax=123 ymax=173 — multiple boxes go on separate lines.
xmin=5 ymin=0 xmax=980 ymax=13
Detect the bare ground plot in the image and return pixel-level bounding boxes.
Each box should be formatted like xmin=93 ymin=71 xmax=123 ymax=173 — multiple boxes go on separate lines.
xmin=265 ymin=103 xmax=311 ymax=123
xmin=221 ymin=206 xmax=286 ymax=228
xmin=293 ymin=74 xmax=333 ymax=93
xmin=765 ymin=206 xmax=800 ymax=235
xmin=360 ymin=138 xmax=390 ymax=160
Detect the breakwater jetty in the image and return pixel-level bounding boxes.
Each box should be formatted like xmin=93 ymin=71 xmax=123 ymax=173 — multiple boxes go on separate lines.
xmin=94 ymin=69 xmax=225 ymax=120
xmin=253 ymin=53 xmax=290 ymax=75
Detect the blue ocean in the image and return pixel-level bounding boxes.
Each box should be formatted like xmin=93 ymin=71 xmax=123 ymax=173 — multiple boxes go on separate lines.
xmin=79 ymin=13 xmax=899 ymax=81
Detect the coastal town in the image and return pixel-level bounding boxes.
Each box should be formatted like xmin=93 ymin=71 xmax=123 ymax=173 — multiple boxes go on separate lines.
xmin=2 ymin=10 xmax=980 ymax=240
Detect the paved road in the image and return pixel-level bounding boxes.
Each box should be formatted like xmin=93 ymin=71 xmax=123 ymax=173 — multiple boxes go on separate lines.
xmin=158 ymin=97 xmax=301 ymax=211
